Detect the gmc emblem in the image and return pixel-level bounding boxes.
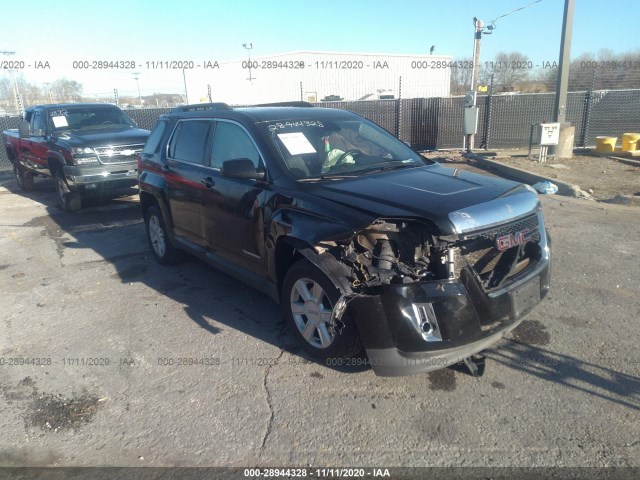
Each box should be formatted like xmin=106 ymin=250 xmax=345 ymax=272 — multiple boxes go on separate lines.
xmin=496 ymin=228 xmax=532 ymax=251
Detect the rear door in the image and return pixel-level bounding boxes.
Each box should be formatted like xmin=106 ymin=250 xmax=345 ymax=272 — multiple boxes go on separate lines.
xmin=165 ymin=119 xmax=214 ymax=247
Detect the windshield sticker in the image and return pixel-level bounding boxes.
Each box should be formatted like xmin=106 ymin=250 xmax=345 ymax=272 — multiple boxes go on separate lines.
xmin=51 ymin=115 xmax=69 ymax=128
xmin=49 ymin=109 xmax=68 ymax=117
xmin=277 ymin=132 xmax=317 ymax=155
xmin=268 ymin=120 xmax=324 ymax=132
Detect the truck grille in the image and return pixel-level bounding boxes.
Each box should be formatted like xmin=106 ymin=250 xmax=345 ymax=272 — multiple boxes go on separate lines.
xmin=94 ymin=144 xmax=144 ymax=164
xmin=458 ymin=213 xmax=541 ymax=290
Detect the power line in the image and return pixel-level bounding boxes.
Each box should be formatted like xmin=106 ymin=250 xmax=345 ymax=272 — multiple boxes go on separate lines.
xmin=489 ymin=0 xmax=543 ymax=27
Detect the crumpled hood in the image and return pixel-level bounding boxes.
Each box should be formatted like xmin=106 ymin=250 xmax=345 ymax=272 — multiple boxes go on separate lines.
xmin=306 ymin=164 xmax=540 ymax=234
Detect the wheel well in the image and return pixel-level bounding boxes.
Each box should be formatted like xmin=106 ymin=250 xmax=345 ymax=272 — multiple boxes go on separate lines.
xmin=5 ymin=145 xmax=16 ymax=162
xmin=275 ymin=238 xmax=305 ymax=296
xmin=47 ymin=158 xmax=63 ymax=176
xmin=139 ymin=191 xmax=159 ymax=214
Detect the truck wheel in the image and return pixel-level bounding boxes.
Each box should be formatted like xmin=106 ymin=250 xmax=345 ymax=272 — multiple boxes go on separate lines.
xmin=55 ymin=170 xmax=81 ymax=212
xmin=282 ymin=259 xmax=361 ymax=362
xmin=144 ymin=205 xmax=182 ymax=265
xmin=13 ymin=163 xmax=35 ymax=192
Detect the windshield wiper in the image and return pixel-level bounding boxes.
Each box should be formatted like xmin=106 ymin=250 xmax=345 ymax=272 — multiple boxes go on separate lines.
xmin=361 ymin=161 xmax=421 ymax=174
xmin=298 ymin=173 xmax=359 ymax=182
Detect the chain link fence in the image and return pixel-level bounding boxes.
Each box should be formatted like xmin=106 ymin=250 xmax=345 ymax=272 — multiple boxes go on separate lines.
xmin=2 ymin=88 xmax=640 ymax=172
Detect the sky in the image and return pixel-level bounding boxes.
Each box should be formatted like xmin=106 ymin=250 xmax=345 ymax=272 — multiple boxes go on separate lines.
xmin=1 ymin=0 xmax=639 ymax=97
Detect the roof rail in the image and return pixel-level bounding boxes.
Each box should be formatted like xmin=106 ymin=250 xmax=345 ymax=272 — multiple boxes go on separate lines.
xmin=172 ymin=102 xmax=232 ymax=112
xmin=253 ymin=101 xmax=315 ymax=108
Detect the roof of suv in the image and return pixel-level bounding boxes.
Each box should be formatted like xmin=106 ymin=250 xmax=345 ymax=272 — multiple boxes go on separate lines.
xmin=162 ymin=106 xmax=359 ymax=123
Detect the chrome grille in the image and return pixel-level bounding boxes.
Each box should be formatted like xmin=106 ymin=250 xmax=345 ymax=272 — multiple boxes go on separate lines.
xmin=463 ymin=214 xmax=540 ymax=243
xmin=459 ymin=213 xmax=541 ymax=290
xmin=94 ymin=144 xmax=144 ymax=164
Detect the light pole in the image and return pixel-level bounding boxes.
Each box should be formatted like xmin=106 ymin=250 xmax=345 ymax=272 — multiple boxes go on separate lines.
xmin=44 ymin=82 xmax=53 ymax=103
xmin=243 ymin=43 xmax=255 ymax=83
xmin=182 ymin=68 xmax=189 ymax=105
xmin=132 ymin=72 xmax=142 ymax=106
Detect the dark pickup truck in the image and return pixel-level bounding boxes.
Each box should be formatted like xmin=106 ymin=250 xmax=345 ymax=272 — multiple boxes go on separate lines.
xmin=2 ymin=103 xmax=149 ymax=210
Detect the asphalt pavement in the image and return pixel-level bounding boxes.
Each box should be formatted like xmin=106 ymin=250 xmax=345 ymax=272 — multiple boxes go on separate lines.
xmin=0 ymin=170 xmax=638 ymax=470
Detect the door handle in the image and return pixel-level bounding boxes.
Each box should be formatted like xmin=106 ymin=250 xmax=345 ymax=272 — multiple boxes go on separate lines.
xmin=200 ymin=176 xmax=215 ymax=188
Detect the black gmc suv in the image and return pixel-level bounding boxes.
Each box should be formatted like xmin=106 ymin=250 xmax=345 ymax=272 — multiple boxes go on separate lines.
xmin=138 ymin=102 xmax=551 ymax=376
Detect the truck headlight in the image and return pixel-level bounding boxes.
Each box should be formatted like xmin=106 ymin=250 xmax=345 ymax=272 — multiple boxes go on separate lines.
xmin=71 ymin=147 xmax=99 ymax=165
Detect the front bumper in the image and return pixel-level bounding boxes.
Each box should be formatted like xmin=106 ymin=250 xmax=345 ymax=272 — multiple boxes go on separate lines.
xmin=350 ymin=234 xmax=551 ymax=377
xmin=63 ymin=163 xmax=138 ymax=193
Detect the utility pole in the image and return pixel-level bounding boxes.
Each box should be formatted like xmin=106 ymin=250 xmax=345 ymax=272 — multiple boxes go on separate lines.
xmin=465 ymin=18 xmax=493 ymax=152
xmin=551 ymin=0 xmax=575 ymax=158
xmin=553 ymin=0 xmax=574 ymax=123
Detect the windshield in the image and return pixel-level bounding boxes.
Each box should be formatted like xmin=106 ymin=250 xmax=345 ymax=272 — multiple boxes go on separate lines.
xmin=47 ymin=106 xmax=136 ymax=132
xmin=257 ymin=117 xmax=429 ymax=179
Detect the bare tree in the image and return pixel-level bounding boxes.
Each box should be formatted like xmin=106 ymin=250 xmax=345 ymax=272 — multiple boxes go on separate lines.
xmin=51 ymin=78 xmax=83 ymax=103
xmin=486 ymin=51 xmax=532 ymax=92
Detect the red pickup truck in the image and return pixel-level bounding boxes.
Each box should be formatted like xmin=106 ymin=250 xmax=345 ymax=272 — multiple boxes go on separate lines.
xmin=2 ymin=103 xmax=149 ymax=211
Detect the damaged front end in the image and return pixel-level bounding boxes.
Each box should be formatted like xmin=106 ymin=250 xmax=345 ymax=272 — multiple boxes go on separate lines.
xmin=302 ymin=199 xmax=551 ymax=376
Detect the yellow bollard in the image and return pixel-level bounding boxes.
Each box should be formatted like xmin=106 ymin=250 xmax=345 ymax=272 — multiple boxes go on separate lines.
xmin=621 ymin=133 xmax=640 ymax=152
xmin=595 ymin=136 xmax=617 ymax=153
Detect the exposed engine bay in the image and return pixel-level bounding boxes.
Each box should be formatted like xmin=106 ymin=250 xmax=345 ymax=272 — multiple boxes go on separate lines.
xmin=313 ymin=215 xmax=542 ymax=294
xmin=314 ymin=219 xmax=455 ymax=292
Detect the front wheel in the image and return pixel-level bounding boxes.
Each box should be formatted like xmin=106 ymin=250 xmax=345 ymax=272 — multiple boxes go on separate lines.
xmin=13 ymin=163 xmax=35 ymax=192
xmin=282 ymin=259 xmax=361 ymax=362
xmin=144 ymin=204 xmax=182 ymax=265
xmin=54 ymin=170 xmax=81 ymax=211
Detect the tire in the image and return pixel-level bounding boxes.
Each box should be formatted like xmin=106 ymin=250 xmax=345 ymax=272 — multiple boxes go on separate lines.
xmin=13 ymin=163 xmax=35 ymax=192
xmin=282 ymin=259 xmax=361 ymax=361
xmin=54 ymin=170 xmax=81 ymax=211
xmin=144 ymin=204 xmax=182 ymax=265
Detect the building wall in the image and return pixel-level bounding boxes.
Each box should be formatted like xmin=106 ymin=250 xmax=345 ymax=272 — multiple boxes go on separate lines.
xmin=185 ymin=51 xmax=452 ymax=105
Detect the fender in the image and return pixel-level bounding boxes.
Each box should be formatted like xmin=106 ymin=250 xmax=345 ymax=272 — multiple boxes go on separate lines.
xmin=271 ymin=207 xmax=355 ymax=245
xmin=296 ymin=247 xmax=354 ymax=296
xmin=139 ymin=170 xmax=176 ymax=242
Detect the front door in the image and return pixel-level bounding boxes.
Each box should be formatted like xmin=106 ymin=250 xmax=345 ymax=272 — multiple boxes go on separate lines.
xmin=202 ymin=120 xmax=268 ymax=274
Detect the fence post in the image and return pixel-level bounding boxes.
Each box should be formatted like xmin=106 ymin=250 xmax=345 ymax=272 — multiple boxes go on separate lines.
xmin=481 ymin=74 xmax=494 ymax=150
xmin=395 ymin=76 xmax=402 ymax=138
xmin=580 ymin=70 xmax=596 ymax=147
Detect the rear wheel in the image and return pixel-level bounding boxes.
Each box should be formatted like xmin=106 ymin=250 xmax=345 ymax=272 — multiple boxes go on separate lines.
xmin=144 ymin=204 xmax=182 ymax=265
xmin=282 ymin=259 xmax=361 ymax=361
xmin=13 ymin=163 xmax=35 ymax=192
xmin=54 ymin=170 xmax=81 ymax=211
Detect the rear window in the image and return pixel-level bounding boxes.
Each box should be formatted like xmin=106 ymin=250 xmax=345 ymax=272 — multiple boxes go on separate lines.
xmin=143 ymin=120 xmax=168 ymax=155
xmin=168 ymin=120 xmax=211 ymax=165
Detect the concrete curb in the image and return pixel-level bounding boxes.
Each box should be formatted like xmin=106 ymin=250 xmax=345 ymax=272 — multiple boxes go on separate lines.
xmin=586 ymin=152 xmax=640 ymax=168
xmin=463 ymin=152 xmax=594 ymax=199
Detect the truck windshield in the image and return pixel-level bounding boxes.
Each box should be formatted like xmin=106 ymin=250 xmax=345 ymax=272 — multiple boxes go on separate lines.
xmin=257 ymin=117 xmax=429 ymax=180
xmin=47 ymin=106 xmax=136 ymax=132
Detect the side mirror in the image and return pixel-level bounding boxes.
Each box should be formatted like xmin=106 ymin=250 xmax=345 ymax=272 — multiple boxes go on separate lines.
xmin=221 ymin=158 xmax=265 ymax=180
xmin=18 ymin=122 xmax=31 ymax=138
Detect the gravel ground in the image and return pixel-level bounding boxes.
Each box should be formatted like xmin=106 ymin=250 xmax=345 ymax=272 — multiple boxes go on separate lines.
xmin=0 ymin=173 xmax=638 ymax=472
xmin=422 ymin=151 xmax=640 ymax=201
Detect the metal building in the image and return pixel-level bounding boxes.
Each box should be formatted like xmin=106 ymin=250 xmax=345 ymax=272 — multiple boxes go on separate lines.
xmin=185 ymin=51 xmax=452 ymax=105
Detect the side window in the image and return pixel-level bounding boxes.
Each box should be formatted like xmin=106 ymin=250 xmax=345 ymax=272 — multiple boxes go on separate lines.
xmin=31 ymin=111 xmax=44 ymax=132
xmin=168 ymin=120 xmax=211 ymax=165
xmin=210 ymin=122 xmax=261 ymax=169
xmin=143 ymin=120 xmax=168 ymax=155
